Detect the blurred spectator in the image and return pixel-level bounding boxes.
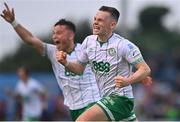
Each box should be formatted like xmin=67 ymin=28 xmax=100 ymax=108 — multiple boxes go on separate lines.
xmin=6 ymin=66 xmax=46 ymax=121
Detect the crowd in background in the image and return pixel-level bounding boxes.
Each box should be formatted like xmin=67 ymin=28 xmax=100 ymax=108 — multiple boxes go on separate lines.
xmin=134 ymin=50 xmax=180 ymax=121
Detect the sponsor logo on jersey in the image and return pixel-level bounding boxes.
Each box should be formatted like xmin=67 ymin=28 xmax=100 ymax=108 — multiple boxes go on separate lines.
xmin=92 ymin=61 xmax=110 ymax=73
xmin=131 ymin=50 xmax=140 ymax=58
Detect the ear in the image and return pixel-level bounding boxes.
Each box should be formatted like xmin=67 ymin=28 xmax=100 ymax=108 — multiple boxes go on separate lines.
xmin=69 ymin=31 xmax=75 ymax=40
xmin=111 ymin=21 xmax=117 ymax=30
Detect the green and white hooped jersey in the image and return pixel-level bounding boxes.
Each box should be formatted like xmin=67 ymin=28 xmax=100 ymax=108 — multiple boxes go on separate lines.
xmin=43 ymin=43 xmax=100 ymax=110
xmin=78 ymin=33 xmax=144 ymax=98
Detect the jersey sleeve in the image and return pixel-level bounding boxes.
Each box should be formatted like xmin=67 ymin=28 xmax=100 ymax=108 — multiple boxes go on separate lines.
xmin=42 ymin=43 xmax=56 ymax=60
xmin=77 ymin=37 xmax=89 ymax=65
xmin=121 ymin=40 xmax=144 ymax=66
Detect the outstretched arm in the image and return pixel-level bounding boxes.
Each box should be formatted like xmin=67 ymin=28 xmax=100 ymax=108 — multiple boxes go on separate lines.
xmin=1 ymin=2 xmax=44 ymax=54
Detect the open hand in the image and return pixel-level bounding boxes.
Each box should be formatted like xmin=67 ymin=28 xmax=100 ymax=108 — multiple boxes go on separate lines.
xmin=0 ymin=2 xmax=15 ymax=23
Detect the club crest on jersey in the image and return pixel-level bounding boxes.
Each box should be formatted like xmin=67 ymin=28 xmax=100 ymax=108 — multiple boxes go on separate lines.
xmin=108 ymin=48 xmax=116 ymax=56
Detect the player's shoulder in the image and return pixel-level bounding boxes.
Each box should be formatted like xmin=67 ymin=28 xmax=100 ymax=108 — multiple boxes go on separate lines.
xmin=120 ymin=38 xmax=139 ymax=52
xmin=110 ymin=33 xmax=126 ymax=44
xmin=75 ymin=43 xmax=81 ymax=48
xmin=44 ymin=43 xmax=56 ymax=48
xmin=81 ymin=35 xmax=97 ymax=46
xmin=74 ymin=43 xmax=82 ymax=51
xmin=112 ymin=34 xmax=138 ymax=51
xmin=86 ymin=35 xmax=98 ymax=41
xmin=43 ymin=43 xmax=56 ymax=55
xmin=112 ymin=33 xmax=131 ymax=44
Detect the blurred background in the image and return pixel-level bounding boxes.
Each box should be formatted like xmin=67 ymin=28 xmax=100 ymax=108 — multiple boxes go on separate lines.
xmin=0 ymin=0 xmax=180 ymax=121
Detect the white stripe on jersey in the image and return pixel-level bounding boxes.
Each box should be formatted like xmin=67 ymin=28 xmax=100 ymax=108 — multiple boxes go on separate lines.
xmin=43 ymin=43 xmax=100 ymax=110
xmin=79 ymin=33 xmax=144 ymax=98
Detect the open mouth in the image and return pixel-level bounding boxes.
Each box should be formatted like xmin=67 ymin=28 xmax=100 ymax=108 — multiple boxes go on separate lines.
xmin=54 ymin=40 xmax=60 ymax=45
xmin=93 ymin=26 xmax=100 ymax=31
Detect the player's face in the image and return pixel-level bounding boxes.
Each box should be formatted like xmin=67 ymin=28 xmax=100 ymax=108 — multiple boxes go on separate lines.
xmin=52 ymin=25 xmax=72 ymax=52
xmin=93 ymin=11 xmax=114 ymax=37
xmin=17 ymin=68 xmax=28 ymax=82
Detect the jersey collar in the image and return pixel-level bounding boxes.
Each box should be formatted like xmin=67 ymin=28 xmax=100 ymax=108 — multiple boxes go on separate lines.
xmin=97 ymin=33 xmax=114 ymax=46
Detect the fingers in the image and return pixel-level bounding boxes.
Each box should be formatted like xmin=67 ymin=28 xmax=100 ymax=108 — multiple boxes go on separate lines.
xmin=2 ymin=9 xmax=6 ymax=14
xmin=12 ymin=8 xmax=15 ymax=17
xmin=56 ymin=51 xmax=66 ymax=58
xmin=0 ymin=14 xmax=5 ymax=19
xmin=115 ymin=80 xmax=124 ymax=88
xmin=114 ymin=76 xmax=124 ymax=80
xmin=56 ymin=51 xmax=67 ymax=63
xmin=142 ymin=76 xmax=153 ymax=87
xmin=4 ymin=2 xmax=10 ymax=12
xmin=1 ymin=2 xmax=16 ymax=23
xmin=1 ymin=10 xmax=6 ymax=19
xmin=63 ymin=51 xmax=66 ymax=58
xmin=114 ymin=76 xmax=125 ymax=88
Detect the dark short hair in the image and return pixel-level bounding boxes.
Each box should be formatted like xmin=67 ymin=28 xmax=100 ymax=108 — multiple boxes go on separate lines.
xmin=54 ymin=19 xmax=76 ymax=33
xmin=99 ymin=6 xmax=120 ymax=22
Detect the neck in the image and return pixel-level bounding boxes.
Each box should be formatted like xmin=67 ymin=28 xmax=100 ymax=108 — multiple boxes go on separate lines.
xmin=67 ymin=42 xmax=75 ymax=54
xmin=22 ymin=78 xmax=28 ymax=84
xmin=98 ymin=32 xmax=113 ymax=42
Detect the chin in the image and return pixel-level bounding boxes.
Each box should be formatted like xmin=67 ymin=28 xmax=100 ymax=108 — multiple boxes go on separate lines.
xmin=93 ymin=31 xmax=99 ymax=35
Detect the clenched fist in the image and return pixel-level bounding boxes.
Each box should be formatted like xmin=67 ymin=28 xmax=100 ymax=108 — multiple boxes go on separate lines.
xmin=141 ymin=76 xmax=152 ymax=87
xmin=56 ymin=51 xmax=68 ymax=66
xmin=114 ymin=76 xmax=129 ymax=88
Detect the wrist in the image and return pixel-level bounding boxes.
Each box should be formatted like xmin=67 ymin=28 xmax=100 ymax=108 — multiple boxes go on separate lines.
xmin=11 ymin=20 xmax=19 ymax=28
xmin=126 ymin=77 xmax=132 ymax=86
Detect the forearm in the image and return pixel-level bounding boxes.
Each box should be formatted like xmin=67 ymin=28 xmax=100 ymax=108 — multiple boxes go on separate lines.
xmin=13 ymin=21 xmax=43 ymax=54
xmin=65 ymin=61 xmax=85 ymax=74
xmin=13 ymin=22 xmax=34 ymax=44
xmin=127 ymin=62 xmax=151 ymax=85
